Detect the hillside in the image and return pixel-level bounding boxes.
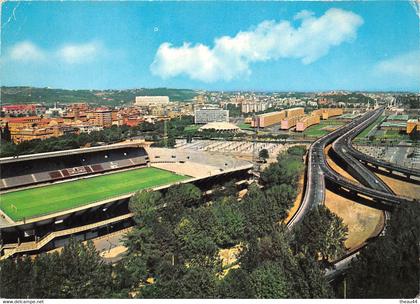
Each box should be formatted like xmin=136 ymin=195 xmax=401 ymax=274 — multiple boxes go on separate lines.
xmin=0 ymin=87 xmax=198 ymax=106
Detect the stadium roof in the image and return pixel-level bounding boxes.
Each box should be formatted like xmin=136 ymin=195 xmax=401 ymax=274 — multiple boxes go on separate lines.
xmin=199 ymin=122 xmax=240 ymax=131
xmin=0 ymin=141 xmax=147 ymax=164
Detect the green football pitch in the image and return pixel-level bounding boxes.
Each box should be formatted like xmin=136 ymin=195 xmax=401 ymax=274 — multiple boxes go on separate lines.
xmin=0 ymin=167 xmax=188 ymax=222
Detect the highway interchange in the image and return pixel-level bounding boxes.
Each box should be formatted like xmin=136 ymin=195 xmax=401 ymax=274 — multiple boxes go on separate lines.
xmin=286 ymin=107 xmax=419 ymax=277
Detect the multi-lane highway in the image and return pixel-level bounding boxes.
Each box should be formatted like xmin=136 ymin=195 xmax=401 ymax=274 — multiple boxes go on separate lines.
xmin=286 ymin=106 xmax=418 ymax=280
xmin=335 ymin=108 xmax=420 ymax=180
xmin=287 ymin=135 xmax=325 ymax=229
xmin=287 ymin=107 xmax=416 ymax=230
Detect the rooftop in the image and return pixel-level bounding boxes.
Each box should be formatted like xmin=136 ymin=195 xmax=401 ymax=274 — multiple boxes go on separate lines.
xmin=380 ymin=121 xmax=407 ymax=128
xmin=258 ymin=110 xmax=285 ymax=117
xmin=387 ymin=114 xmax=409 ymax=121
xmin=199 ymin=122 xmax=240 ymax=131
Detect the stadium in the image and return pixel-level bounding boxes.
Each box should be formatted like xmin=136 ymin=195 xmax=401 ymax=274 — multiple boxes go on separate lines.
xmin=0 ymin=141 xmax=252 ymax=259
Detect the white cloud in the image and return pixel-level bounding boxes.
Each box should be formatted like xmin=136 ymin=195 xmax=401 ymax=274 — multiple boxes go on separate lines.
xmin=375 ymin=51 xmax=420 ymax=79
xmin=409 ymin=0 xmax=420 ymax=19
xmin=5 ymin=41 xmax=102 ymax=64
xmin=8 ymin=41 xmax=45 ymax=62
xmin=57 ymin=41 xmax=102 ymax=63
xmin=294 ymin=10 xmax=314 ymax=21
xmin=151 ymin=8 xmax=364 ymax=82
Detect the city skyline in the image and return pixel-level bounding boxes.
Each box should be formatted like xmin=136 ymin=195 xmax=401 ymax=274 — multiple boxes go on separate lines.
xmin=1 ymin=1 xmax=419 ymax=92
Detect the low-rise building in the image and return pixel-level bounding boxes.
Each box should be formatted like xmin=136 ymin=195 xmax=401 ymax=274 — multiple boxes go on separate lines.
xmin=94 ymin=108 xmax=113 ymax=127
xmin=296 ymin=115 xmax=320 ymax=132
xmin=241 ymin=101 xmax=270 ymax=114
xmin=194 ymin=107 xmax=229 ymax=124
xmin=387 ymin=114 xmax=409 ymax=123
xmin=77 ymin=125 xmax=104 ymax=134
xmin=380 ymin=121 xmax=406 ymax=131
xmin=1 ymin=104 xmax=46 ymax=116
xmin=135 ymin=96 xmax=170 ymax=107
xmin=286 ymin=107 xmax=305 ymax=118
xmin=280 ymin=115 xmax=303 ymax=130
xmin=251 ymin=111 xmax=286 ymax=128
xmin=407 ymin=119 xmax=420 ymax=134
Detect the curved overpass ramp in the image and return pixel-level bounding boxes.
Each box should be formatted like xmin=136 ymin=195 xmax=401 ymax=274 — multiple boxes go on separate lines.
xmin=286 ymin=108 xmax=413 ymax=229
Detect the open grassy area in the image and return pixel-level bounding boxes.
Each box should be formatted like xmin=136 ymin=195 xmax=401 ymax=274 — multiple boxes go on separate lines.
xmin=380 ymin=130 xmax=409 ymax=140
xmin=238 ymin=123 xmax=253 ymax=130
xmin=0 ymin=167 xmax=188 ymax=221
xmin=355 ymin=115 xmax=385 ymax=139
xmin=303 ymin=120 xmax=344 ymax=137
xmin=184 ymin=124 xmax=201 ymax=132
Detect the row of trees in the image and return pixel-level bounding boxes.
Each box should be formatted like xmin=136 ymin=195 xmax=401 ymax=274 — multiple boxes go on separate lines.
xmin=1 ymin=86 xmax=197 ymax=106
xmin=0 ymin=115 xmax=241 ymax=157
xmin=339 ymin=202 xmax=420 ymax=298
xmin=0 ymin=145 xmax=351 ymax=298
xmin=0 ymin=124 xmax=151 ymax=157
xmin=0 ymin=116 xmax=194 ymax=156
xmin=0 ymin=114 xmax=303 ymax=157
xmin=0 ymin=241 xmax=119 ymax=298
xmin=116 ymin=146 xmax=347 ymax=298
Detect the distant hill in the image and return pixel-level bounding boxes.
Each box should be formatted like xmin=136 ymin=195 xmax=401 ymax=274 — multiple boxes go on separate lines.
xmin=0 ymin=87 xmax=198 ymax=106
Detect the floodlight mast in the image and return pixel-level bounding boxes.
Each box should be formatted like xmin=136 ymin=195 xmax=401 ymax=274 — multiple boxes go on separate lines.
xmin=252 ymin=113 xmax=260 ymax=180
xmin=163 ymin=120 xmax=168 ymax=148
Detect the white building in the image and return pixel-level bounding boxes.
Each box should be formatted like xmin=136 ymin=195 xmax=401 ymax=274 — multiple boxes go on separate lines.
xmin=194 ymin=107 xmax=229 ymax=124
xmin=45 ymin=103 xmax=65 ymax=117
xmin=77 ymin=125 xmax=104 ymax=134
xmin=241 ymin=102 xmax=270 ymax=114
xmin=135 ymin=96 xmax=170 ymax=107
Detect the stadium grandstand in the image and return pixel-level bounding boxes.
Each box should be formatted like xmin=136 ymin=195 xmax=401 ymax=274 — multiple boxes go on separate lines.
xmin=0 ymin=144 xmax=149 ymax=190
xmin=0 ymin=143 xmax=252 ymax=259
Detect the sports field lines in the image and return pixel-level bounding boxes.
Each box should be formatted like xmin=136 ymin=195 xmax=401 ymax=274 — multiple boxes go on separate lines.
xmin=0 ymin=167 xmax=188 ymax=221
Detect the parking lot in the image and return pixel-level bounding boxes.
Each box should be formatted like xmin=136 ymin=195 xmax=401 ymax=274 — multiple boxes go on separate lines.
xmin=175 ymin=139 xmax=285 ymax=156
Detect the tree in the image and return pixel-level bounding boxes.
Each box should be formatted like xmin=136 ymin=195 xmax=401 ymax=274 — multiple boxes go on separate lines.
xmin=264 ymin=184 xmax=297 ymax=223
xmin=259 ymin=149 xmax=269 ymax=162
xmin=56 ymin=240 xmax=115 ymax=298
xmin=0 ymin=239 xmax=114 ymax=298
xmin=218 ymin=268 xmax=254 ymax=298
xmin=141 ymin=265 xmax=218 ymax=298
xmin=166 ymin=184 xmax=202 ymax=208
xmin=260 ymin=152 xmax=304 ymax=188
xmin=1 ymin=123 xmax=12 ymax=142
xmin=239 ymin=184 xmax=274 ymax=238
xmin=211 ymin=198 xmax=245 ymax=247
xmin=293 ymin=205 xmax=348 ymax=264
xmin=344 ymin=203 xmax=420 ymax=298
xmin=249 ymin=261 xmax=293 ymax=298
xmin=128 ymin=190 xmax=163 ymax=224
xmin=287 ymin=145 xmax=306 ymax=157
xmin=238 ymin=227 xmax=333 ymax=298
xmin=0 ymin=256 xmax=33 ymax=298
xmin=174 ymin=214 xmax=218 ymax=266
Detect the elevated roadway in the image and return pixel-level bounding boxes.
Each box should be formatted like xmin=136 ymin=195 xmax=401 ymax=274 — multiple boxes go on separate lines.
xmin=315 ymin=108 xmax=413 ymax=208
xmin=335 ymin=108 xmax=420 ymax=181
xmin=286 ymin=137 xmax=325 ymax=229
xmin=288 ymin=107 xmax=414 ymax=230
xmin=332 ymin=107 xmax=399 ymax=197
xmin=325 ymin=107 xmax=418 ymax=281
xmin=287 ymin=107 xmax=417 ymax=281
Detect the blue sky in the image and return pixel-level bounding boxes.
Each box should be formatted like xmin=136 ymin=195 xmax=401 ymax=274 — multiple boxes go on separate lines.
xmin=1 ymin=1 xmax=419 ymax=91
